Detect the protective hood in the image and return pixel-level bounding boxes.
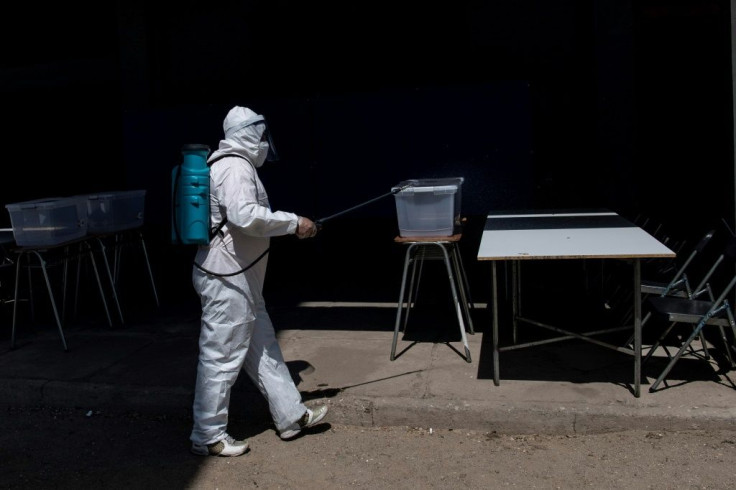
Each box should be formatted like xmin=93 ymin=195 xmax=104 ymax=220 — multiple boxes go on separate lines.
xmin=208 ymin=106 xmax=279 ymax=168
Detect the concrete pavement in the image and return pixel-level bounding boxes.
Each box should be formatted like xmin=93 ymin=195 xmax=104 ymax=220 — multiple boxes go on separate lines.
xmin=1 ymin=301 xmax=735 ymax=435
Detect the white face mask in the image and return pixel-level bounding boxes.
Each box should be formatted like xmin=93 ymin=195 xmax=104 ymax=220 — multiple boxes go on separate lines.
xmin=254 ymin=140 xmax=270 ymax=168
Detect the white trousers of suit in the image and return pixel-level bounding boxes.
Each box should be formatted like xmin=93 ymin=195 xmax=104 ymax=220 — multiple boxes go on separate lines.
xmin=190 ymin=268 xmax=305 ymax=445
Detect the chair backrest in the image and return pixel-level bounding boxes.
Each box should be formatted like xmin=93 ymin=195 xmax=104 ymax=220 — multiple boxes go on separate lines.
xmin=659 ymin=229 xmax=716 ymax=296
xmin=694 ymin=229 xmax=716 ymax=254
xmin=692 ymin=234 xmax=736 ymax=300
xmin=715 ymin=273 xmax=736 ymax=302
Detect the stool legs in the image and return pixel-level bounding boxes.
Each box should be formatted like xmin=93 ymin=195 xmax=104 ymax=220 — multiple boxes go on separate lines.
xmin=91 ymin=238 xmax=125 ymax=325
xmin=439 ymin=244 xmax=472 ymax=362
xmin=391 ymin=242 xmax=472 ymax=362
xmin=401 ymin=246 xmax=427 ymax=333
xmin=12 ymin=251 xmax=68 ymax=351
xmin=111 ymin=230 xmax=160 ymax=309
xmin=391 ymin=244 xmax=414 ymax=361
xmin=137 ymin=231 xmax=160 ymax=308
xmin=450 ymin=245 xmax=475 ymax=334
xmin=84 ymin=241 xmax=114 ymax=327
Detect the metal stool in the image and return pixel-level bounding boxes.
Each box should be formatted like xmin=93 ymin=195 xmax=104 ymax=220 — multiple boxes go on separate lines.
xmin=90 ymin=227 xmax=160 ymax=320
xmin=390 ymin=234 xmax=475 ymax=362
xmin=11 ymin=236 xmax=117 ymax=351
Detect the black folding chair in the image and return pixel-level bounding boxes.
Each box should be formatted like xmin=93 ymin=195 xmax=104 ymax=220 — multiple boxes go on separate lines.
xmin=640 ymin=229 xmax=715 ymax=299
xmin=617 ymin=229 xmax=716 ymax=349
xmin=645 ymin=236 xmax=736 ymax=392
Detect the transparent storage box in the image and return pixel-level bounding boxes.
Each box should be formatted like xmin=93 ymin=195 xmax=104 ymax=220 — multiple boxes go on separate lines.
xmin=83 ymin=190 xmax=146 ymax=234
xmin=392 ymin=177 xmax=464 ymax=237
xmin=5 ymin=197 xmax=88 ymax=247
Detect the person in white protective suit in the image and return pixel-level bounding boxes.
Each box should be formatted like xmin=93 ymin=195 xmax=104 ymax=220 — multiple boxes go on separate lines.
xmin=190 ymin=106 xmax=328 ymax=457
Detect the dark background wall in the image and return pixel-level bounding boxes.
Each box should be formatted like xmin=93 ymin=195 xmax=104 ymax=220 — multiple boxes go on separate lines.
xmin=1 ymin=0 xmax=733 ymax=309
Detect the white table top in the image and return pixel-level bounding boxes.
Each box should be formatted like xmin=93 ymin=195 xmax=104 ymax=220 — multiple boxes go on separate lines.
xmin=477 ymin=210 xmax=676 ymax=261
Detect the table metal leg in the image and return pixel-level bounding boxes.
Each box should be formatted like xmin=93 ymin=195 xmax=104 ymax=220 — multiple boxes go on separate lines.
xmin=492 ymin=261 xmax=500 ymax=385
xmin=634 ymin=258 xmax=641 ymax=397
xmin=512 ymin=260 xmax=519 ymax=344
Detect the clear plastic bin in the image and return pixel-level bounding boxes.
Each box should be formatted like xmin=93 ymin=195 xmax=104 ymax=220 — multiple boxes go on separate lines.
xmin=392 ymin=177 xmax=464 ymax=237
xmin=5 ymin=197 xmax=88 ymax=247
xmin=82 ymin=190 xmax=146 ymax=234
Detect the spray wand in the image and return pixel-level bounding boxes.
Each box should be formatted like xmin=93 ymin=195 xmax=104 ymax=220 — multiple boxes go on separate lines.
xmin=314 ymin=183 xmax=414 ymax=230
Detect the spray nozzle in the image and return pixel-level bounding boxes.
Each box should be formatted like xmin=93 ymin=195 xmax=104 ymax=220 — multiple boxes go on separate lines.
xmin=392 ymin=183 xmax=414 ymax=194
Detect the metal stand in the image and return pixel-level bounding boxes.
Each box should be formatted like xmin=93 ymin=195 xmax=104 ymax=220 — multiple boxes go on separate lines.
xmin=90 ymin=227 xmax=160 ymax=322
xmin=391 ymin=234 xmax=475 ymax=363
xmin=11 ymin=237 xmax=116 ymax=351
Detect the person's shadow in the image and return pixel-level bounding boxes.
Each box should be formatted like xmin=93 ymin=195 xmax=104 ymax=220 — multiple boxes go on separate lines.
xmin=287 ymin=359 xmax=342 ymax=400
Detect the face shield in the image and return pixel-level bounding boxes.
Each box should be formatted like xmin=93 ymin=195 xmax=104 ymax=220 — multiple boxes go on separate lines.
xmin=224 ymin=113 xmax=279 ymax=163
xmin=260 ymin=122 xmax=280 ymax=162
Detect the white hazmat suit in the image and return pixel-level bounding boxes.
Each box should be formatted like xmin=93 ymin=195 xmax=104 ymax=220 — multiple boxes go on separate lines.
xmin=190 ymin=106 xmax=314 ymax=446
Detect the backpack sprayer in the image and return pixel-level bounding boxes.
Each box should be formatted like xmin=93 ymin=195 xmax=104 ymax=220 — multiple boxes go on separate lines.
xmin=172 ymin=143 xmax=414 ymax=276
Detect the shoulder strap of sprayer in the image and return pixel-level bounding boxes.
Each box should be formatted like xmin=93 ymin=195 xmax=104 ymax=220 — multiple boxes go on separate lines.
xmin=205 ymin=153 xmax=236 ymax=240
xmin=195 ymin=153 xmax=269 ymax=277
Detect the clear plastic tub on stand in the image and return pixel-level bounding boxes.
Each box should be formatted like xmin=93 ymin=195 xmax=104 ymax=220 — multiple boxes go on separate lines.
xmin=392 ymin=177 xmax=464 ymax=237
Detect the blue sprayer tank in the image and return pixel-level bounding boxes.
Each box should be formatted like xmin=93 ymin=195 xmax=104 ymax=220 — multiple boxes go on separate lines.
xmin=172 ymin=144 xmax=211 ymax=244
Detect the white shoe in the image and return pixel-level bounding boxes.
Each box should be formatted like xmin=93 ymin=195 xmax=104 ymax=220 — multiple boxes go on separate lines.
xmin=279 ymin=405 xmax=329 ymax=440
xmin=191 ymin=434 xmax=249 ymax=457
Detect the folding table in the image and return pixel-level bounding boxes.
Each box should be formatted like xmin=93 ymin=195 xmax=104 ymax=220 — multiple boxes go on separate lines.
xmin=476 ymin=210 xmax=675 ymax=397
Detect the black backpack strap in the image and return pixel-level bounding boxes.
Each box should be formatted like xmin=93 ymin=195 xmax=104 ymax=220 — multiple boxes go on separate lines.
xmin=209 ymin=218 xmax=228 ymax=240
xmin=207 ymin=152 xmax=247 ymax=166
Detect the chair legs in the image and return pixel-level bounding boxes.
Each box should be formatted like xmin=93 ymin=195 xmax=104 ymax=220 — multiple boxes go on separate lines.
xmin=648 ymin=303 xmax=736 ymax=392
xmin=649 ymin=318 xmax=710 ymax=392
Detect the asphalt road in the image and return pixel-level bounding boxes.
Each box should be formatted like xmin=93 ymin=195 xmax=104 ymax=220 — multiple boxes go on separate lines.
xmin=2 ymin=405 xmax=735 ymax=489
